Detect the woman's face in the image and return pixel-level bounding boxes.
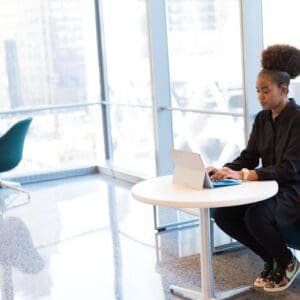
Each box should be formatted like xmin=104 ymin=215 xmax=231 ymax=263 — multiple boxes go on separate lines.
xmin=256 ymin=74 xmax=287 ymax=111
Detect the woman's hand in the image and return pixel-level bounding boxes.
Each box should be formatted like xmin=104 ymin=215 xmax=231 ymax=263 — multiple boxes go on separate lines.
xmin=206 ymin=166 xmax=218 ymax=176
xmin=209 ymin=167 xmax=242 ymax=181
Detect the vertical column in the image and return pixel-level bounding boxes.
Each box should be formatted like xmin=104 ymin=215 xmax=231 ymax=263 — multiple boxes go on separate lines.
xmin=94 ymin=0 xmax=113 ymax=160
xmin=240 ymin=0 xmax=263 ymax=140
xmin=147 ymin=0 xmax=174 ymax=176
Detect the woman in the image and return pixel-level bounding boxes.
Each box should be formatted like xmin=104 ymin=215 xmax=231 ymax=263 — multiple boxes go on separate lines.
xmin=208 ymin=44 xmax=300 ymax=292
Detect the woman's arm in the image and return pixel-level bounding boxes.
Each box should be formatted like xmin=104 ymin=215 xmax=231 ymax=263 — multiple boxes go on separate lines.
xmin=209 ymin=167 xmax=258 ymax=181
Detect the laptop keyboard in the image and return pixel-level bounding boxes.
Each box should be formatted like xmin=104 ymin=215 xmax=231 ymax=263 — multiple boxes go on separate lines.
xmin=211 ymin=178 xmax=241 ymax=187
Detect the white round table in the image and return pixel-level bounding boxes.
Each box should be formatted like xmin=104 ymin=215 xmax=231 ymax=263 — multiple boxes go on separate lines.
xmin=131 ymin=175 xmax=278 ymax=300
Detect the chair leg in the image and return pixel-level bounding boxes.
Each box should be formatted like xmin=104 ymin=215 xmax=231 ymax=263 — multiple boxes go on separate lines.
xmin=0 ymin=180 xmax=30 ymax=200
xmin=153 ymin=206 xmax=198 ymax=231
xmin=210 ymin=217 xmax=216 ymax=253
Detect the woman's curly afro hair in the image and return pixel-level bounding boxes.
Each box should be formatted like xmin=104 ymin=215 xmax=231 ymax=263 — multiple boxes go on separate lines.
xmin=261 ymin=44 xmax=300 ymax=79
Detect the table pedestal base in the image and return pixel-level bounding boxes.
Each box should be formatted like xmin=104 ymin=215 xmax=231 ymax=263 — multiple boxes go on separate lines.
xmin=170 ymin=284 xmax=252 ymax=300
xmin=170 ymin=285 xmax=213 ymax=300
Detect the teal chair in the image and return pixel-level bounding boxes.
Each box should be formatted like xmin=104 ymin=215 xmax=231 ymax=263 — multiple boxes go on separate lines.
xmin=279 ymin=220 xmax=300 ymax=251
xmin=0 ymin=118 xmax=32 ymax=199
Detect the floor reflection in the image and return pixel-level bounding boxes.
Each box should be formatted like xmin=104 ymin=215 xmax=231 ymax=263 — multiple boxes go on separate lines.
xmin=0 ymin=174 xmax=298 ymax=300
xmin=107 ymin=184 xmax=123 ymax=300
xmin=0 ymin=190 xmax=44 ymax=300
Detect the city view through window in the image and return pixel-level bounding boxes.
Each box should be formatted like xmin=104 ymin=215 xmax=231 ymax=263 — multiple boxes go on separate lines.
xmin=2 ymin=1 xmax=300 ymax=177
xmin=0 ymin=0 xmax=104 ymax=174
xmin=167 ymin=0 xmax=245 ymax=167
xmin=262 ymin=0 xmax=300 ymax=101
xmin=0 ymin=0 xmax=245 ymax=176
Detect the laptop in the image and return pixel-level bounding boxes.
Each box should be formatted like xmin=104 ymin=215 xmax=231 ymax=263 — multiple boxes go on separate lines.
xmin=170 ymin=149 xmax=240 ymax=190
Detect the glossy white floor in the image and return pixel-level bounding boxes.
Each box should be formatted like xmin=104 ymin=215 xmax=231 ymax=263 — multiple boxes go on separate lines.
xmin=1 ymin=174 xmax=300 ymax=300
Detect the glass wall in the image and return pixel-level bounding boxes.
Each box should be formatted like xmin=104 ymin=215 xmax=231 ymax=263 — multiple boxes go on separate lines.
xmin=172 ymin=112 xmax=243 ymax=166
xmin=0 ymin=107 xmax=104 ymax=175
xmin=101 ymin=0 xmax=155 ymax=176
xmin=0 ymin=0 xmax=266 ymax=179
xmin=166 ymin=0 xmax=245 ymax=166
xmin=262 ymin=0 xmax=300 ymax=101
xmin=0 ymin=0 xmax=104 ymax=175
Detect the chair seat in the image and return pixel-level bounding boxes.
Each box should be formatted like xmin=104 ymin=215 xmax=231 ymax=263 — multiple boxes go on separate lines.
xmin=279 ymin=220 xmax=300 ymax=250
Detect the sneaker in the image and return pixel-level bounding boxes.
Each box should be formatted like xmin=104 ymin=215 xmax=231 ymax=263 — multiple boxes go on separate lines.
xmin=254 ymin=260 xmax=276 ymax=288
xmin=264 ymin=255 xmax=300 ymax=292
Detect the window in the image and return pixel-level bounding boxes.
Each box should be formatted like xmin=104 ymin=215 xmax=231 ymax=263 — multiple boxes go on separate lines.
xmin=0 ymin=0 xmax=104 ymax=173
xmin=166 ymin=0 xmax=245 ymax=164
xmin=102 ymin=0 xmax=155 ymax=176
xmin=262 ymin=0 xmax=300 ymax=100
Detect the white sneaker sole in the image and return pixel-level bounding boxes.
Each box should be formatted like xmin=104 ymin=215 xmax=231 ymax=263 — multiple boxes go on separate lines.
xmin=253 ymin=279 xmax=267 ymax=288
xmin=264 ymin=267 xmax=300 ymax=292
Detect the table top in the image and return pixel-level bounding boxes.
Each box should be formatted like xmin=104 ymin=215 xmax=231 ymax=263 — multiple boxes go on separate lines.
xmin=131 ymin=175 xmax=278 ymax=209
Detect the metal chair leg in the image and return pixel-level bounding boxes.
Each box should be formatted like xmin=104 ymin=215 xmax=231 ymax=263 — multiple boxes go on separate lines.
xmin=0 ymin=180 xmax=30 ymax=200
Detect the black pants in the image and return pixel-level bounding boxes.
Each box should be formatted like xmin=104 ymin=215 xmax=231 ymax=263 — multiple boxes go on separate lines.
xmin=214 ymin=201 xmax=292 ymax=268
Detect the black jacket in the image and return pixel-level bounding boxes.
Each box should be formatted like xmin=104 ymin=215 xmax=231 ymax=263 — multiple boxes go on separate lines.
xmin=224 ymin=98 xmax=300 ymax=226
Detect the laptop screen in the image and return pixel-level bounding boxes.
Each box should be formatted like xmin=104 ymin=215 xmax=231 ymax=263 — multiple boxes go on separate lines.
xmin=170 ymin=149 xmax=213 ymax=190
xmin=170 ymin=149 xmax=240 ymax=190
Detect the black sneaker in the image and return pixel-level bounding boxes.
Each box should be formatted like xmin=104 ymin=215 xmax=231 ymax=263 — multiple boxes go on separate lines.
xmin=254 ymin=260 xmax=276 ymax=288
xmin=264 ymin=255 xmax=300 ymax=292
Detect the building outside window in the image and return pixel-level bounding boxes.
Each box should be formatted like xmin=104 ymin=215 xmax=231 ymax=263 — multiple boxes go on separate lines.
xmin=0 ymin=0 xmax=104 ymax=175
xmin=166 ymin=0 xmax=245 ymax=166
xmin=262 ymin=0 xmax=300 ymax=101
